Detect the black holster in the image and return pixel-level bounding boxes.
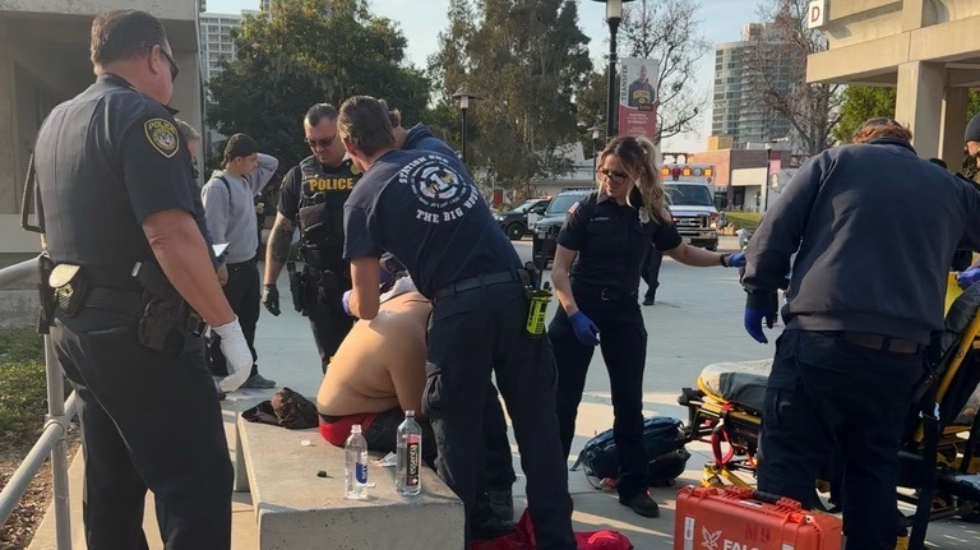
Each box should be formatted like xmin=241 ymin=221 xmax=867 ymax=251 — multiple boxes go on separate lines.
xmin=132 ymin=261 xmax=204 ymax=355
xmin=287 ymin=262 xmax=305 ymax=313
xmin=36 ymin=254 xmax=56 ymax=335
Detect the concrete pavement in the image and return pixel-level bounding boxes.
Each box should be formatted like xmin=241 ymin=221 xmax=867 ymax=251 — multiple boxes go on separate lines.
xmin=28 ymin=237 xmax=980 ymax=548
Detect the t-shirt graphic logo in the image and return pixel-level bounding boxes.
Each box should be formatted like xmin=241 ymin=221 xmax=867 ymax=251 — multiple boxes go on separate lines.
xmin=701 ymin=528 xmax=722 ymax=550
xmin=399 ymin=154 xmax=480 ymax=224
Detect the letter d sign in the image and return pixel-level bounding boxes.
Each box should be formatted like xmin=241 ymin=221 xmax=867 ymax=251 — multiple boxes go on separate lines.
xmin=807 ymin=0 xmax=826 ymax=29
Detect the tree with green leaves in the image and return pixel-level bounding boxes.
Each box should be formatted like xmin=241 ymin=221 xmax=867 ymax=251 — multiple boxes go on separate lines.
xmin=834 ymin=86 xmax=980 ymax=145
xmin=207 ymin=0 xmax=430 ymax=172
xmin=429 ymin=0 xmax=593 ymax=195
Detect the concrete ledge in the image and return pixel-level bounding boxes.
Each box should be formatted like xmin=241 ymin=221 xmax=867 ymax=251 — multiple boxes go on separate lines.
xmin=238 ymin=417 xmax=465 ymax=550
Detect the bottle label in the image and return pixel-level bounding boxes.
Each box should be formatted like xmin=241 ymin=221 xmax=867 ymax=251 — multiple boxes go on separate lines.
xmin=406 ymin=440 xmax=420 ymax=487
xmin=356 ymin=462 xmax=368 ymax=484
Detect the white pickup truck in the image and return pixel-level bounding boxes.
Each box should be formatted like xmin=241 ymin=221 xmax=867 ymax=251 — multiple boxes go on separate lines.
xmin=664 ymin=181 xmax=720 ymax=251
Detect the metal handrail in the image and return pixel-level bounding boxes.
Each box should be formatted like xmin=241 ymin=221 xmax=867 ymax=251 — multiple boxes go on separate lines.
xmin=0 ymin=257 xmax=75 ymax=550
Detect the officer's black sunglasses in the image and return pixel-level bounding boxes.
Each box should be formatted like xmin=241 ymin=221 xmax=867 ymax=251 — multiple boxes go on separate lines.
xmin=306 ymin=135 xmax=337 ymax=149
xmin=157 ymin=46 xmax=180 ymax=82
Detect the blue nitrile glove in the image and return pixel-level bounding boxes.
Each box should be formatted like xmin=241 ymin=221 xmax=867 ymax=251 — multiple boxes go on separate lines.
xmin=744 ymin=291 xmax=778 ymax=344
xmin=725 ymin=252 xmax=746 ymax=268
xmin=379 ymin=266 xmax=393 ymax=290
xmin=744 ymin=308 xmax=776 ymax=344
xmin=957 ymin=268 xmax=980 ymax=289
xmin=342 ymin=290 xmax=354 ymax=317
xmin=569 ymin=311 xmax=600 ymax=347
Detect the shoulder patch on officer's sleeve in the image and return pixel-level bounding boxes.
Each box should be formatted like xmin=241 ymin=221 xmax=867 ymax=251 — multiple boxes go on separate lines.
xmin=144 ymin=118 xmax=180 ymax=158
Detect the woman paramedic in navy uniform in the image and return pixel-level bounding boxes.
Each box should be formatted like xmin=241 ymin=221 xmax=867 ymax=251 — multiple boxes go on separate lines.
xmin=548 ymin=136 xmax=745 ymax=518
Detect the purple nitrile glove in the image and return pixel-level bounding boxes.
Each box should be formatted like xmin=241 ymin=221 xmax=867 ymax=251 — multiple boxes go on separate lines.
xmin=957 ymin=268 xmax=980 ymax=290
xmin=743 ymin=307 xmax=777 ymax=344
xmin=342 ymin=290 xmax=354 ymax=317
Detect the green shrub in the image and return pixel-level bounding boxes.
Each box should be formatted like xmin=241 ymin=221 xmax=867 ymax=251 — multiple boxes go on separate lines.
xmin=726 ymin=212 xmax=764 ymax=230
xmin=0 ymin=331 xmax=48 ymax=444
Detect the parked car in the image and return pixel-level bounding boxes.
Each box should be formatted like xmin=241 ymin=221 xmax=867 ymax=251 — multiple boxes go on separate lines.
xmin=531 ymin=187 xmax=594 ymax=270
xmin=493 ymin=198 xmax=551 ymax=240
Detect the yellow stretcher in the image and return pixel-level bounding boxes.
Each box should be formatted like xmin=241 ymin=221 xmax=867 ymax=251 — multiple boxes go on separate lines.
xmin=678 ymin=274 xmax=980 ymax=550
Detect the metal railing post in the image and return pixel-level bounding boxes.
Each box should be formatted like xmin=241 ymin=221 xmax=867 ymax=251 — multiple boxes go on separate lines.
xmin=0 ymin=258 xmax=76 ymax=549
xmin=44 ymin=335 xmax=72 ymax=550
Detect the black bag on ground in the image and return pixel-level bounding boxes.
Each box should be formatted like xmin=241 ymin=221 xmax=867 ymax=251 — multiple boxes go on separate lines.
xmin=572 ymin=416 xmax=691 ymax=487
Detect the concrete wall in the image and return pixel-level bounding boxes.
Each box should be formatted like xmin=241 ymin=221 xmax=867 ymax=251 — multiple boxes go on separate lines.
xmin=0 ymin=0 xmax=198 ymax=21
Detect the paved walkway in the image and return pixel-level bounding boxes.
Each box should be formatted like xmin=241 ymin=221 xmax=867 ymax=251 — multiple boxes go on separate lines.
xmin=28 ymin=238 xmax=980 ymax=548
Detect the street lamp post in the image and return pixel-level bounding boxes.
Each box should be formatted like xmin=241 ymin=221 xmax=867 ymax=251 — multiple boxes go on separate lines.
xmin=592 ymin=0 xmax=636 ymax=140
xmin=588 ymin=123 xmax=602 ymax=181
xmin=763 ymin=143 xmax=773 ymax=212
xmin=452 ymin=89 xmax=481 ymax=165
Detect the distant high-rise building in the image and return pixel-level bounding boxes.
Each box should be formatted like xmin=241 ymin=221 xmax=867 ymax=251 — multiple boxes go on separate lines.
xmin=711 ymin=23 xmax=799 ymax=149
xmin=199 ymin=12 xmax=243 ymax=82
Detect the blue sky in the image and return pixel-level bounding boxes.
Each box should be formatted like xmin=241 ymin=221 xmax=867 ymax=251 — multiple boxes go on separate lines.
xmin=206 ymin=0 xmax=758 ymax=151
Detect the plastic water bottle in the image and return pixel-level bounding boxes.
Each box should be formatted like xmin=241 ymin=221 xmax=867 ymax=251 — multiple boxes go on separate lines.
xmin=396 ymin=410 xmax=423 ymax=496
xmin=345 ymin=424 xmax=368 ymax=500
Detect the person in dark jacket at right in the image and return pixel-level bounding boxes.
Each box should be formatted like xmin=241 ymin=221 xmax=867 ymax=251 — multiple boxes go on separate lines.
xmin=742 ymin=117 xmax=980 ymax=550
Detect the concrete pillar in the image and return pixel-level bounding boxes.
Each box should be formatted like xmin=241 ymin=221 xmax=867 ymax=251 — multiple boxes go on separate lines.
xmin=901 ymin=0 xmax=928 ymax=31
xmin=940 ymin=87 xmax=970 ymax=169
xmin=895 ymin=61 xmax=945 ymax=159
xmin=0 ymin=20 xmax=16 ymax=215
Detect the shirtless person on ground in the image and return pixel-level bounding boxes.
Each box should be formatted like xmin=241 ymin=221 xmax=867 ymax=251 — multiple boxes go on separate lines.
xmin=316 ymin=275 xmax=517 ymax=535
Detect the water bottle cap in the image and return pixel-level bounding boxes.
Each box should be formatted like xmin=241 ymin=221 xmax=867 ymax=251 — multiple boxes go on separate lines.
xmin=405 ymin=410 xmax=415 ymax=417
xmin=351 ymin=424 xmax=362 ymax=433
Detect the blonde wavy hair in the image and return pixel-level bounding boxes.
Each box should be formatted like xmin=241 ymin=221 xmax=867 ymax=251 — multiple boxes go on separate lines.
xmin=597 ymin=136 xmax=669 ymax=223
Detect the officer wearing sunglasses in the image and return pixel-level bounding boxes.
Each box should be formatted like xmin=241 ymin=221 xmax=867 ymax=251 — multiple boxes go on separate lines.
xmin=262 ymin=103 xmax=364 ymax=371
xmin=548 ymin=135 xmax=744 ymax=519
xmin=26 ymin=9 xmax=237 ymax=548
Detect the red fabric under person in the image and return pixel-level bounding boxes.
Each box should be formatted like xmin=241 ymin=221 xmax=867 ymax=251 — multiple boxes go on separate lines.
xmin=470 ymin=509 xmax=632 ymax=550
xmin=318 ymin=413 xmax=378 ymax=447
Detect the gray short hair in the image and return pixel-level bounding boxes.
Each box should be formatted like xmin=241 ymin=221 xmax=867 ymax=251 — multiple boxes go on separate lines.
xmin=173 ymin=118 xmax=200 ymax=142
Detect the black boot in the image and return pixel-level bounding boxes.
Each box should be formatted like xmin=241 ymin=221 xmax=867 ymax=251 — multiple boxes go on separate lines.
xmin=471 ymin=489 xmax=517 ymax=540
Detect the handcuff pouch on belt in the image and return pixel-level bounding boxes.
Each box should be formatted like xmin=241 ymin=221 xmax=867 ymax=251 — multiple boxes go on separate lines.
xmin=132 ymin=261 xmax=205 ymax=355
xmin=48 ymin=263 xmax=89 ymax=318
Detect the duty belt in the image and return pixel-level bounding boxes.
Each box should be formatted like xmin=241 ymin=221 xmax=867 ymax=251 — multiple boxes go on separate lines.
xmin=432 ymin=270 xmax=530 ymax=302
xmin=842 ymin=331 xmax=921 ymax=354
xmin=62 ymin=287 xmax=206 ymax=336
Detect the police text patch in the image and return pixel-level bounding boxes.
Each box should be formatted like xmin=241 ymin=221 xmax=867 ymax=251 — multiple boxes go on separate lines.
xmin=144 ymin=118 xmax=180 ymax=158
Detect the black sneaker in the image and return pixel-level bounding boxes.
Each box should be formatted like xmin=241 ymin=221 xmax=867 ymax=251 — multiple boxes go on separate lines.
xmin=620 ymin=493 xmax=660 ymax=518
xmin=643 ymin=297 xmax=656 ymax=306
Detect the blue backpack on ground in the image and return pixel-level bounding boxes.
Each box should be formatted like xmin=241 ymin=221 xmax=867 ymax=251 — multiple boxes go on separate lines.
xmin=571 ymin=416 xmax=691 ymax=488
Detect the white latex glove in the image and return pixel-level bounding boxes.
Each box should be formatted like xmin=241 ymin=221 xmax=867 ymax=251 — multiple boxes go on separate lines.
xmin=380 ymin=277 xmax=417 ymax=304
xmin=212 ymin=317 xmax=252 ymax=392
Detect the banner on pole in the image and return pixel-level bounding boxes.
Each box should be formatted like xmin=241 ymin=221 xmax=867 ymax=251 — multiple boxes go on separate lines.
xmin=618 ymin=58 xmax=660 ymax=140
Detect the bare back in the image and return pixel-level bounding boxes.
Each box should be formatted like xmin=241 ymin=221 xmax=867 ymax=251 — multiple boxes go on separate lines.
xmin=316 ymin=292 xmax=431 ymax=416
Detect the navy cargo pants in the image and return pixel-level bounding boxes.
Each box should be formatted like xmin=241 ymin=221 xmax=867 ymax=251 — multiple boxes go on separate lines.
xmin=758 ymin=329 xmax=924 ymax=550
xmin=52 ymin=308 xmax=233 ymax=549
xmin=548 ymin=288 xmax=649 ymax=502
xmin=424 ymin=282 xmax=576 ymax=549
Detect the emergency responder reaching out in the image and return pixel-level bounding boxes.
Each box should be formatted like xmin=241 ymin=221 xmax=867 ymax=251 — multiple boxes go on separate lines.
xmin=25 ymin=9 xmax=248 ymax=548
xmin=338 ymin=96 xmax=577 ymax=549
xmin=548 ymin=135 xmax=745 ymax=518
xmin=742 ymin=118 xmax=980 ymax=550
xmin=262 ymin=103 xmax=363 ymax=370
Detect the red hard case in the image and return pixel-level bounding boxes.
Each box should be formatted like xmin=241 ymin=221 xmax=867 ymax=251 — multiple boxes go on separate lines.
xmin=674 ymin=486 xmax=842 ymax=550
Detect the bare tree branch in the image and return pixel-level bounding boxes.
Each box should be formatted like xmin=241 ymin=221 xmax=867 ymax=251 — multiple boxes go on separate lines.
xmin=620 ymin=0 xmax=710 ymax=143
xmin=750 ymin=0 xmax=842 ymax=156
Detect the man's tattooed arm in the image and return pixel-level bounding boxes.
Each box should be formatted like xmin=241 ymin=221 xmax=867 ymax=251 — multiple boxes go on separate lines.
xmin=263 ymin=213 xmax=296 ymax=285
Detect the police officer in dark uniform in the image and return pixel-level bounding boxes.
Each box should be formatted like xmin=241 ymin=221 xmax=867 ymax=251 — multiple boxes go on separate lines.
xmin=262 ymin=103 xmax=363 ymax=370
xmin=25 ymin=10 xmax=252 ymax=548
xmin=742 ymin=118 xmax=980 ymax=550
xmin=337 ymin=96 xmax=577 ymax=549
xmin=548 ymin=136 xmax=744 ymax=518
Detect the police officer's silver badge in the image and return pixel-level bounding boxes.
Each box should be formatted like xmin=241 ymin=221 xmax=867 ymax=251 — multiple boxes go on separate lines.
xmin=144 ymin=118 xmax=180 ymax=158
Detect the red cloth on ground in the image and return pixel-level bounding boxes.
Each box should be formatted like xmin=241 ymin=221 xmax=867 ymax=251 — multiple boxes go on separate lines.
xmin=317 ymin=413 xmax=378 ymax=447
xmin=470 ymin=509 xmax=632 ymax=550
